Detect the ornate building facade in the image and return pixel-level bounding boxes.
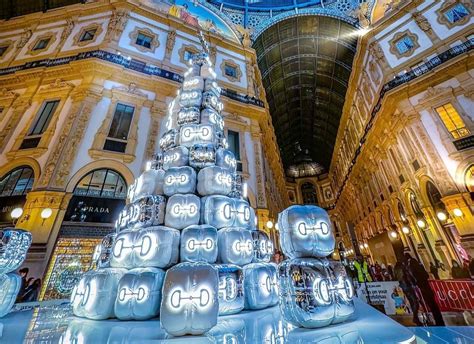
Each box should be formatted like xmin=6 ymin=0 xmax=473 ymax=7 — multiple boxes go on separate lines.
xmin=0 ymin=0 xmax=288 ymax=298
xmin=0 ymin=0 xmax=472 ymax=297
xmin=330 ymin=0 xmax=473 ymax=275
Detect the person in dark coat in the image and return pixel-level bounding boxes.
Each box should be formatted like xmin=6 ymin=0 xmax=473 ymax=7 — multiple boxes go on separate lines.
xmin=451 ymin=260 xmax=470 ymax=279
xmin=430 ymin=262 xmax=440 ymax=280
xmin=394 ymin=261 xmax=421 ymax=325
xmin=404 ymin=253 xmax=445 ymax=326
xmin=22 ymin=279 xmax=41 ymax=302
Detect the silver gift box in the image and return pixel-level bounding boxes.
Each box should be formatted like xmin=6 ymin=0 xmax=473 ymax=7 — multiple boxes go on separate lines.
xmin=178 ymin=90 xmax=203 ymax=108
xmin=278 ymin=258 xmax=355 ymax=328
xmin=71 ymin=268 xmax=126 ymax=320
xmin=215 ymin=148 xmax=237 ymax=173
xmin=96 ymin=233 xmax=116 ymax=269
xmin=200 ymin=108 xmax=224 ymax=131
xmin=201 ymin=196 xmax=256 ymax=230
xmin=243 ymin=263 xmax=279 ymax=310
xmin=163 ymin=166 xmax=197 ymax=196
xmin=217 ymin=264 xmax=244 ymax=315
xmin=217 ymin=227 xmax=253 ymax=266
xmin=179 ymin=123 xmax=220 ymax=147
xmin=202 ymin=91 xmax=223 ymax=112
xmin=177 ymin=106 xmax=200 ymax=126
xmin=0 ymin=273 xmax=21 ymax=317
xmin=159 ymin=129 xmax=178 ymax=152
xmin=110 ymin=226 xmax=179 ymax=269
xmin=131 ymin=169 xmax=165 ymax=201
xmin=160 ymin=262 xmax=219 ymax=336
xmin=278 ymin=205 xmax=335 ymax=258
xmin=165 ymin=194 xmax=201 ymax=230
xmin=180 ymin=225 xmax=218 ymax=263
xmin=163 ymin=146 xmax=189 ymax=170
xmin=0 ymin=228 xmax=32 ymax=274
xmin=182 ymin=76 xmax=204 ymax=92
xmin=114 ymin=267 xmax=165 ymax=320
xmin=204 ymin=78 xmax=221 ymax=96
xmin=197 ymin=166 xmax=233 ymax=196
xmin=128 ymin=195 xmax=166 ymax=229
xmin=251 ymin=231 xmax=274 ymax=263
xmin=189 ymin=144 xmax=216 ymax=169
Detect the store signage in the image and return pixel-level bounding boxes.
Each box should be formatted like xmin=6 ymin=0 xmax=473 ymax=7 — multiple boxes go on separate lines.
xmin=355 ymin=281 xmax=412 ymax=315
xmin=0 ymin=196 xmax=26 ymax=223
xmin=64 ymin=196 xmax=125 ymax=223
xmin=429 ymin=279 xmax=474 ymax=312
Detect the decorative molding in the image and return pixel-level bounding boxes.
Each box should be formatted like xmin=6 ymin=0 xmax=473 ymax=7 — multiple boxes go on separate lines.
xmin=220 ymin=58 xmax=242 ymax=83
xmin=412 ymin=11 xmax=432 ymax=34
xmin=111 ymin=82 xmax=149 ymax=99
xmin=164 ymin=30 xmax=176 ymax=61
xmin=105 ymin=9 xmax=129 ymax=42
xmin=27 ymin=32 xmax=57 ymax=56
xmin=17 ymin=29 xmax=33 ymax=49
xmin=388 ymin=30 xmax=420 ymax=59
xmin=129 ymin=27 xmax=159 ymax=53
xmin=57 ymin=18 xmax=76 ymax=49
xmin=436 ymin=0 xmax=473 ymax=29
xmin=72 ymin=23 xmax=103 ymax=47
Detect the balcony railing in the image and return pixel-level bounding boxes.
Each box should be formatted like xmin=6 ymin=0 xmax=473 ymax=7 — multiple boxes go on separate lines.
xmin=0 ymin=50 xmax=265 ymax=108
xmin=453 ymin=135 xmax=474 ymax=151
xmin=335 ymin=39 xmax=473 ymax=204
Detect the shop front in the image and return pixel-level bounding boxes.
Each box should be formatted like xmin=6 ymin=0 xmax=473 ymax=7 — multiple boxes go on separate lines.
xmin=40 ymin=168 xmax=127 ymax=300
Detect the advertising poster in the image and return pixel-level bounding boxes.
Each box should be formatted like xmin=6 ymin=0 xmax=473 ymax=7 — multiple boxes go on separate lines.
xmin=356 ymin=281 xmax=412 ymax=315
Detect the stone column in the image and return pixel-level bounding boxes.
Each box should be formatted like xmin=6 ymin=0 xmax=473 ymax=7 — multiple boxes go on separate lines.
xmin=442 ymin=193 xmax=474 ymax=257
xmin=0 ymin=97 xmax=32 ymax=152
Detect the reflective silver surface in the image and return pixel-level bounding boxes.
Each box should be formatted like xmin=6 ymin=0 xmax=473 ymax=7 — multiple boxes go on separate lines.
xmin=243 ymin=263 xmax=279 ymax=310
xmin=217 ymin=228 xmax=253 ymax=266
xmin=163 ymin=146 xmax=190 ymax=170
xmin=179 ymin=124 xmax=219 ymax=148
xmin=278 ymin=205 xmax=335 ymax=258
xmin=163 ymin=166 xmax=197 ymax=196
xmin=180 ymin=225 xmax=218 ymax=263
xmin=114 ymin=267 xmax=165 ymax=320
xmin=131 ymin=168 xmax=165 ymax=201
xmin=217 ymin=264 xmax=244 ymax=315
xmin=0 ymin=228 xmax=32 ymax=274
xmin=165 ymin=194 xmax=201 ymax=230
xmin=189 ymin=144 xmax=216 ymax=169
xmin=0 ymin=273 xmax=20 ymax=317
xmin=197 ymin=166 xmax=233 ymax=196
xmin=161 ymin=262 xmax=219 ymax=336
xmin=1 ymin=299 xmax=417 ymax=343
xmin=201 ymin=196 xmax=256 ymax=230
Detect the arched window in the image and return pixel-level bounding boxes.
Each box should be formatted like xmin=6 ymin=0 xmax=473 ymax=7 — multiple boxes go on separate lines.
xmin=465 ymin=165 xmax=473 ymax=196
xmin=397 ymin=201 xmax=408 ymax=223
xmin=426 ymin=181 xmax=445 ymax=211
xmin=0 ymin=166 xmax=34 ymax=197
xmin=74 ymin=169 xmax=126 ymax=199
xmin=301 ymin=182 xmax=318 ymax=205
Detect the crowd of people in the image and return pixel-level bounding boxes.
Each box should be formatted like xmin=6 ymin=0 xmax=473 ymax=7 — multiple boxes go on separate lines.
xmin=15 ymin=268 xmax=41 ymax=303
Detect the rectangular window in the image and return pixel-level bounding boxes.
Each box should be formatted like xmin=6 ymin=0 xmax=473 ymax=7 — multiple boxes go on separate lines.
xmin=395 ymin=35 xmax=414 ymax=54
xmin=33 ymin=38 xmax=50 ymax=51
xmin=80 ymin=28 xmax=97 ymax=42
xmin=184 ymin=49 xmax=195 ymax=62
xmin=0 ymin=45 xmax=8 ymax=57
xmin=228 ymin=130 xmax=242 ymax=172
xmin=435 ymin=103 xmax=470 ymax=139
xmin=103 ymin=103 xmax=134 ymax=153
xmin=444 ymin=3 xmax=469 ymax=23
xmin=135 ymin=33 xmax=153 ymax=49
xmin=224 ymin=64 xmax=237 ymax=78
xmin=20 ymin=100 xmax=59 ymax=149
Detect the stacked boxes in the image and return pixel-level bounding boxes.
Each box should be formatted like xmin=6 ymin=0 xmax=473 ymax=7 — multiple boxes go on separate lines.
xmin=277 ymin=205 xmax=355 ymax=328
xmin=70 ymin=36 xmax=277 ymax=337
xmin=0 ymin=228 xmax=32 ymax=317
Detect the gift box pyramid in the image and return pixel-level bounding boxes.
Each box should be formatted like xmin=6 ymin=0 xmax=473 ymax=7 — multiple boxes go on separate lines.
xmin=69 ymin=32 xmax=277 ymax=336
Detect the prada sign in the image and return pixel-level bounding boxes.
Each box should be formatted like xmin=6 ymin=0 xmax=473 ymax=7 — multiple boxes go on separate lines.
xmin=0 ymin=195 xmax=27 ymax=224
xmin=64 ymin=196 xmax=125 ymax=224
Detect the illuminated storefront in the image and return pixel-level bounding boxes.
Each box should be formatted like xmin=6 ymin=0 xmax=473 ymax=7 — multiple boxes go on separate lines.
xmin=41 ymin=169 xmax=127 ymax=300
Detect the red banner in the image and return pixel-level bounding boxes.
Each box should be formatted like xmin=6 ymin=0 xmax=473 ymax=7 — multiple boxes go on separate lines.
xmin=429 ymin=279 xmax=474 ymax=312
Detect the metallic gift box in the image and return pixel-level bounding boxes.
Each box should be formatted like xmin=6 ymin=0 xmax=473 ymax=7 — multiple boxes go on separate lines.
xmin=189 ymin=144 xmax=216 ymax=169
xmin=202 ymin=196 xmax=256 ymax=230
xmin=161 ymin=262 xmax=219 ymax=336
xmin=0 ymin=228 xmax=32 ymax=274
xmin=163 ymin=166 xmax=197 ymax=196
xmin=165 ymin=194 xmax=201 ymax=230
xmin=251 ymin=231 xmax=274 ymax=263
xmin=180 ymin=225 xmax=218 ymax=263
xmin=0 ymin=273 xmax=21 ymax=317
xmin=131 ymin=169 xmax=165 ymax=202
xmin=163 ymin=146 xmax=189 ymax=170
xmin=217 ymin=264 xmax=244 ymax=315
xmin=243 ymin=263 xmax=279 ymax=310
xmin=217 ymin=227 xmax=253 ymax=266
xmin=179 ymin=123 xmax=220 ymax=148
xmin=278 ymin=205 xmax=335 ymax=258
xmin=197 ymin=166 xmax=233 ymax=196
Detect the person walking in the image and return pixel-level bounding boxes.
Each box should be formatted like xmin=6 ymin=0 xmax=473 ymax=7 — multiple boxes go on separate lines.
xmin=394 ymin=261 xmax=421 ymax=325
xmin=22 ymin=279 xmax=41 ymax=302
xmin=404 ymin=253 xmax=445 ymax=326
xmin=353 ymin=256 xmax=372 ymax=283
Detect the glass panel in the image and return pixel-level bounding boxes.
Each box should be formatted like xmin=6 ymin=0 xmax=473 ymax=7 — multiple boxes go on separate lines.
xmin=435 ymin=103 xmax=470 ymax=139
xmin=87 ymin=170 xmax=107 ymax=197
xmin=73 ymin=169 xmax=127 ymax=199
xmin=108 ymin=104 xmax=134 ymax=140
xmin=33 ymin=38 xmax=50 ymax=50
xmin=225 ymin=65 xmax=237 ymax=77
xmin=0 ymin=167 xmax=34 ymax=197
xmin=301 ymin=182 xmax=318 ymax=205
xmin=29 ymin=100 xmax=60 ymax=135
xmin=228 ymin=130 xmax=240 ymax=159
xmin=184 ymin=50 xmax=194 ymax=61
xmin=395 ymin=36 xmax=414 ymax=54
xmin=136 ymin=33 xmax=152 ymax=48
xmin=444 ymin=3 xmax=469 ymax=23
xmin=101 ymin=170 xmax=118 ymax=198
xmin=0 ymin=45 xmax=7 ymax=57
xmin=80 ymin=28 xmax=97 ymax=41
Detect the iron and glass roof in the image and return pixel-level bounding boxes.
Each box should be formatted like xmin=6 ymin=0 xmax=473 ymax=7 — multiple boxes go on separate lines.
xmin=253 ymin=15 xmax=358 ymax=175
